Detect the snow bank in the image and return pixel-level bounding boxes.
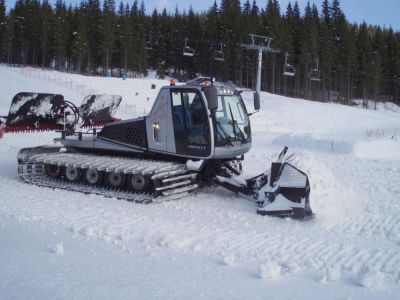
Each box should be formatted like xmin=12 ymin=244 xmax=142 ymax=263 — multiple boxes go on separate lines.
xmin=353 ymin=99 xmax=400 ymax=113
xmin=354 ymin=139 xmax=400 ymax=161
xmin=272 ymin=133 xmax=353 ymax=154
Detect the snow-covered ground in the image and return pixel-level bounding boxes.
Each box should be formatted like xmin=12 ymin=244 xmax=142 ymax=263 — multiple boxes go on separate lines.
xmin=0 ymin=65 xmax=399 ymax=299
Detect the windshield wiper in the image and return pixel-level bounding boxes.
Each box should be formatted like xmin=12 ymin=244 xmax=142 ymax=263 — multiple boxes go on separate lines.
xmin=217 ymin=121 xmax=233 ymax=146
xmin=228 ymin=103 xmax=246 ymax=143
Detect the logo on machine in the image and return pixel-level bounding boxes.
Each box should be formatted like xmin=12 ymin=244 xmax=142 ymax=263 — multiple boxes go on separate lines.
xmin=188 ymin=144 xmax=206 ymax=151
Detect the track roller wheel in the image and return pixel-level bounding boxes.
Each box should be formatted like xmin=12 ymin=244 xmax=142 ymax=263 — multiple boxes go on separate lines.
xmin=128 ymin=174 xmax=150 ymax=192
xmin=106 ymin=172 xmax=126 ymax=188
xmin=65 ymin=166 xmax=81 ymax=182
xmin=44 ymin=164 xmax=61 ymax=178
xmin=84 ymin=168 xmax=103 ymax=185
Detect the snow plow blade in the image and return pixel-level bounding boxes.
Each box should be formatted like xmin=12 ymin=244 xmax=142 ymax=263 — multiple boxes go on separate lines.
xmin=5 ymin=92 xmax=65 ymax=132
xmin=255 ymin=147 xmax=314 ymax=220
xmin=79 ymin=94 xmax=122 ymax=126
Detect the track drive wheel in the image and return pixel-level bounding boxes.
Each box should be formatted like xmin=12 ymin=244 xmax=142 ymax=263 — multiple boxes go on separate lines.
xmin=106 ymin=172 xmax=126 ymax=188
xmin=45 ymin=164 xmax=61 ymax=178
xmin=65 ymin=166 xmax=81 ymax=182
xmin=128 ymin=174 xmax=150 ymax=192
xmin=85 ymin=168 xmax=103 ymax=185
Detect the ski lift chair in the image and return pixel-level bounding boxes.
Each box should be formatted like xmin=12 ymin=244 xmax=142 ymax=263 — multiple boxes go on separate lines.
xmin=309 ymin=69 xmax=321 ymax=81
xmin=283 ymin=52 xmax=295 ymax=76
xmin=213 ymin=43 xmax=225 ymax=61
xmin=283 ymin=64 xmax=295 ymax=77
xmin=145 ymin=41 xmax=152 ymax=50
xmin=213 ymin=50 xmax=224 ymax=61
xmin=145 ymin=34 xmax=153 ymax=50
xmin=183 ymin=38 xmax=194 ymax=57
xmin=183 ymin=46 xmax=195 ymax=57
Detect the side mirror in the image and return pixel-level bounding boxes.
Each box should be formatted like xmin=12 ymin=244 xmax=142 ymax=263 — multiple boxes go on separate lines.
xmin=204 ymin=86 xmax=218 ymax=110
xmin=254 ymin=92 xmax=260 ymax=111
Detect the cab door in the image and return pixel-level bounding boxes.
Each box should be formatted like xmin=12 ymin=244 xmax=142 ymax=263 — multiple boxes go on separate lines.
xmin=146 ymin=88 xmax=169 ymax=152
xmin=170 ymin=89 xmax=211 ymax=157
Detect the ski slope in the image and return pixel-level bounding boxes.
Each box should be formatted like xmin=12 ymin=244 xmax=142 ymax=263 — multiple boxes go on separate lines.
xmin=0 ymin=65 xmax=400 ymax=299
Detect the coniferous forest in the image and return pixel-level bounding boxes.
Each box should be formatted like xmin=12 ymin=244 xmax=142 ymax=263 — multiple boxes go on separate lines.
xmin=0 ymin=0 xmax=399 ymax=104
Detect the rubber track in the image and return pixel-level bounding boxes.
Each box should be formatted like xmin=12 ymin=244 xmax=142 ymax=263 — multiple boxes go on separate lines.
xmin=18 ymin=151 xmax=199 ymax=203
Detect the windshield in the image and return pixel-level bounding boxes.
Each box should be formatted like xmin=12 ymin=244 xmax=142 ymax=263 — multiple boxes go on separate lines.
xmin=215 ymin=94 xmax=250 ymax=145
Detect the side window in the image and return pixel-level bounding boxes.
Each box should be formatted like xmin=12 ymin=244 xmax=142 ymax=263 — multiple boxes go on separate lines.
xmin=215 ymin=96 xmax=226 ymax=119
xmin=171 ymin=92 xmax=184 ymax=130
xmin=185 ymin=92 xmax=206 ymax=126
xmin=170 ymin=89 xmax=209 ymax=148
xmin=183 ymin=91 xmax=207 ymax=145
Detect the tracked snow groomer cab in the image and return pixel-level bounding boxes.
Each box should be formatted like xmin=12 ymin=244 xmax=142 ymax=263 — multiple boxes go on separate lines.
xmin=17 ymin=77 xmax=313 ymax=219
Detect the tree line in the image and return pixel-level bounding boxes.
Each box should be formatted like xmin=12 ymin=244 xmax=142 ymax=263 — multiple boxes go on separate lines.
xmin=0 ymin=0 xmax=399 ymax=104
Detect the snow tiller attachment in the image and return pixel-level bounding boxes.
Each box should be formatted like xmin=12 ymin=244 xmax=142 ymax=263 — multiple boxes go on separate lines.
xmin=254 ymin=147 xmax=313 ymax=219
xmin=4 ymin=93 xmax=66 ymax=132
xmin=216 ymin=147 xmax=313 ymax=220
xmin=1 ymin=92 xmax=122 ymax=134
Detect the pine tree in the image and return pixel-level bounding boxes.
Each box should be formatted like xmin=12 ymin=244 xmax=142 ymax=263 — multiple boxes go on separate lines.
xmin=13 ymin=0 xmax=29 ymax=64
xmin=72 ymin=3 xmax=88 ymax=73
xmin=29 ymin=0 xmax=42 ymax=65
xmin=102 ymin=0 xmax=116 ymax=75
xmin=219 ymin=0 xmax=242 ymax=82
xmin=300 ymin=2 xmax=320 ymax=99
xmin=355 ymin=22 xmax=372 ymax=102
xmin=114 ymin=2 xmax=126 ymax=76
xmin=382 ymin=28 xmax=399 ymax=101
xmin=0 ymin=0 xmax=6 ymax=60
xmin=39 ymin=0 xmax=54 ymax=67
xmin=129 ymin=0 xmax=140 ymax=75
xmin=5 ymin=8 xmax=14 ymax=64
xmin=204 ymin=1 xmax=220 ymax=78
xmin=330 ymin=0 xmax=348 ymax=99
xmin=86 ymin=0 xmax=102 ymax=73
xmin=286 ymin=1 xmax=302 ymax=96
xmin=262 ymin=0 xmax=281 ymax=93
xmin=137 ymin=0 xmax=147 ymax=76
xmin=342 ymin=24 xmax=357 ymax=102
xmin=52 ymin=0 xmax=68 ymax=70
xmin=320 ymin=0 xmax=334 ymax=101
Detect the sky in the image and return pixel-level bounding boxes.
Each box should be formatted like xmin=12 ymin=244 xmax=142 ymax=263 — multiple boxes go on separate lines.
xmin=5 ymin=0 xmax=400 ymax=30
